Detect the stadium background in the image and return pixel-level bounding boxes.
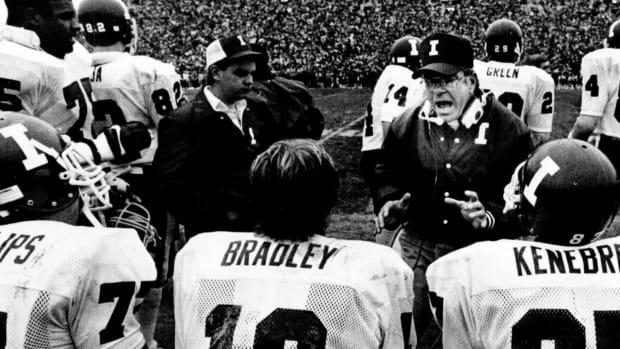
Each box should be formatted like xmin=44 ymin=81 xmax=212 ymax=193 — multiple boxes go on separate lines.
xmin=129 ymin=0 xmax=617 ymax=88
xmin=2 ymin=0 xmax=620 ymax=347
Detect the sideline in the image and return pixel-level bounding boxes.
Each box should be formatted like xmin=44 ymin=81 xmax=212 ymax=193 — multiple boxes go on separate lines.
xmin=319 ymin=113 xmax=365 ymax=144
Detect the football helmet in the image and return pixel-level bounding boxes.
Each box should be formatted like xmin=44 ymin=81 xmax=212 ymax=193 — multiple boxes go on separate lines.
xmin=484 ymin=18 xmax=522 ymax=63
xmin=0 ymin=112 xmax=110 ymax=224
xmin=388 ymin=35 xmax=421 ymax=72
xmin=606 ymin=19 xmax=620 ymax=48
xmin=504 ymin=139 xmax=619 ymax=246
xmin=77 ymin=0 xmax=135 ymax=48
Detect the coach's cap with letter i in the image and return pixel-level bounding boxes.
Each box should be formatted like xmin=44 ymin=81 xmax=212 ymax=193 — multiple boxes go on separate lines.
xmin=206 ymin=34 xmax=264 ymax=70
xmin=416 ymin=32 xmax=474 ymax=77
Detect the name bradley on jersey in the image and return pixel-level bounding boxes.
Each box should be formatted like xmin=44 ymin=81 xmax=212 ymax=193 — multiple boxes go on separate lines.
xmin=513 ymin=244 xmax=620 ymax=276
xmin=486 ymin=66 xmax=519 ymax=79
xmin=221 ymin=239 xmax=339 ymax=269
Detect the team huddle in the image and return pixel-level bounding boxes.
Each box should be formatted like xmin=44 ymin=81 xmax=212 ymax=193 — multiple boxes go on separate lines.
xmin=1 ymin=0 xmax=620 ymax=348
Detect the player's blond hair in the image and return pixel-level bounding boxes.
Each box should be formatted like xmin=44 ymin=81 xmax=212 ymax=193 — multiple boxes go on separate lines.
xmin=250 ymin=139 xmax=339 ymax=241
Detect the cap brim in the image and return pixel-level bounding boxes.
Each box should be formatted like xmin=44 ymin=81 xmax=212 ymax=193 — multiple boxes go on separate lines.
xmin=416 ymin=63 xmax=464 ymax=77
xmin=226 ymin=50 xmax=265 ymax=62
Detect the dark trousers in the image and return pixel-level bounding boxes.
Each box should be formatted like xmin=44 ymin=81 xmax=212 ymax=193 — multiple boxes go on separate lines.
xmin=360 ymin=149 xmax=384 ymax=214
xmin=397 ymin=226 xmax=457 ymax=348
xmin=598 ymin=134 xmax=620 ymax=175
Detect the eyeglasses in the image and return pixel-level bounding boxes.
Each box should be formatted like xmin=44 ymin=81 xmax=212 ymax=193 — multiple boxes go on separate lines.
xmin=423 ymin=72 xmax=466 ymax=89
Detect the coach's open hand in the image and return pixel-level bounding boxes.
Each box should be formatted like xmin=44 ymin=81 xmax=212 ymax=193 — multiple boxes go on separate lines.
xmin=444 ymin=190 xmax=489 ymax=230
xmin=376 ymin=192 xmax=411 ymax=231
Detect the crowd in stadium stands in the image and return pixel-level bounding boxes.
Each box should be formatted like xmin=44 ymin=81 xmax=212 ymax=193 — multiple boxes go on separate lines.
xmin=132 ymin=0 xmax=618 ymax=87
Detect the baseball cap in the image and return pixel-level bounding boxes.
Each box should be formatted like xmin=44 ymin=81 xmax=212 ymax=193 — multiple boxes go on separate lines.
xmin=416 ymin=32 xmax=473 ymax=77
xmin=205 ymin=34 xmax=264 ymax=70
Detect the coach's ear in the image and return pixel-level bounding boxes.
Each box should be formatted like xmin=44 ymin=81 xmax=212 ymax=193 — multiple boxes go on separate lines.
xmin=206 ymin=65 xmax=223 ymax=85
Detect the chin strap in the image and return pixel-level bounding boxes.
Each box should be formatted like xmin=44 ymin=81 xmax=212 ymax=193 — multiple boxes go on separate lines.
xmin=503 ymin=161 xmax=526 ymax=214
xmin=418 ymin=100 xmax=444 ymax=125
xmin=460 ymin=95 xmax=486 ymax=129
xmin=418 ymin=93 xmax=488 ymax=128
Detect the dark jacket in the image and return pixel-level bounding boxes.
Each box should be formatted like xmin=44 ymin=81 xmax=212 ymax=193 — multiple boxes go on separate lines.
xmin=153 ymin=86 xmax=279 ymax=235
xmin=247 ymin=77 xmax=325 ymax=140
xmin=375 ymin=94 xmax=533 ymax=247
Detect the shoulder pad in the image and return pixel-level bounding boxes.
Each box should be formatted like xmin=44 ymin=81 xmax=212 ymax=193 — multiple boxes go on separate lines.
xmin=0 ymin=25 xmax=41 ymax=50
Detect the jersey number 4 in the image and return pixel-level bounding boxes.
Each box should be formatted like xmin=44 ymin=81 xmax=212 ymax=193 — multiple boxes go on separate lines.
xmin=585 ymin=74 xmax=620 ymax=122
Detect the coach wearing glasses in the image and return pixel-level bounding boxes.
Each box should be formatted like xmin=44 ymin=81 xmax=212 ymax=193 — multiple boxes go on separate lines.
xmin=373 ymin=32 xmax=533 ymax=341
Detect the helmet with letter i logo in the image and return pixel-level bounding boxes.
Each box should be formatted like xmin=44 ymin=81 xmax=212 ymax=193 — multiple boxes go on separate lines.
xmin=505 ymin=139 xmax=619 ymax=245
xmin=0 ymin=112 xmax=110 ymax=224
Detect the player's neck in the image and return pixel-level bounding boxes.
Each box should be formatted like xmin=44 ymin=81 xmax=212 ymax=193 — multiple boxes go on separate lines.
xmin=92 ymin=42 xmax=127 ymax=53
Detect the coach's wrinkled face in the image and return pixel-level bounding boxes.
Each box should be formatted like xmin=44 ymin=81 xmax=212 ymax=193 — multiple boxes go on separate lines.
xmin=29 ymin=0 xmax=79 ymax=58
xmin=213 ymin=59 xmax=256 ymax=104
xmin=423 ymin=70 xmax=476 ymax=123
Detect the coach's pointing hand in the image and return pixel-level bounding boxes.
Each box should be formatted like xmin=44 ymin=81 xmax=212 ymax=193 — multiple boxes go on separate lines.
xmin=444 ymin=190 xmax=491 ymax=230
xmin=376 ymin=192 xmax=411 ymax=231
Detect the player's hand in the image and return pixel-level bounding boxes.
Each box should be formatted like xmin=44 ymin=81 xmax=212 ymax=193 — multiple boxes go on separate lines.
xmin=376 ymin=193 xmax=411 ymax=231
xmin=444 ymin=190 xmax=489 ymax=230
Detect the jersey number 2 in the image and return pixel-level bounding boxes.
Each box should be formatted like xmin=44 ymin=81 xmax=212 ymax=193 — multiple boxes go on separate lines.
xmin=205 ymin=305 xmax=327 ymax=348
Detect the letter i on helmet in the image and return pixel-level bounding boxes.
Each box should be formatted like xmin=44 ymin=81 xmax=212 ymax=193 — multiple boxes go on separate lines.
xmin=389 ymin=35 xmax=422 ymax=72
xmin=485 ymin=18 xmax=523 ymax=63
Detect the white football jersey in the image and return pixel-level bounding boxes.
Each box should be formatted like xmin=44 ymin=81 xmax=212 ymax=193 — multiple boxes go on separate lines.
xmin=474 ymin=59 xmax=555 ymax=133
xmin=63 ymin=41 xmax=96 ymax=140
xmin=427 ymin=237 xmax=620 ymax=349
xmin=362 ymin=64 xmax=425 ymax=152
xmin=90 ymin=52 xmax=183 ymax=164
xmin=0 ymin=220 xmax=157 ymax=348
xmin=174 ymin=232 xmax=415 ymax=349
xmin=580 ymin=48 xmax=620 ymax=138
xmin=0 ymin=25 xmax=77 ymax=133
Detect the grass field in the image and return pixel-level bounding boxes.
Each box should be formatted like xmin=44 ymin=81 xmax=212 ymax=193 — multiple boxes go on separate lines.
xmin=153 ymin=87 xmax=606 ymax=348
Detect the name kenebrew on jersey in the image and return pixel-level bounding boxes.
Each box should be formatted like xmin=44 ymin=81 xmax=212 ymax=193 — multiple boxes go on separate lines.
xmin=514 ymin=244 xmax=620 ymax=276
